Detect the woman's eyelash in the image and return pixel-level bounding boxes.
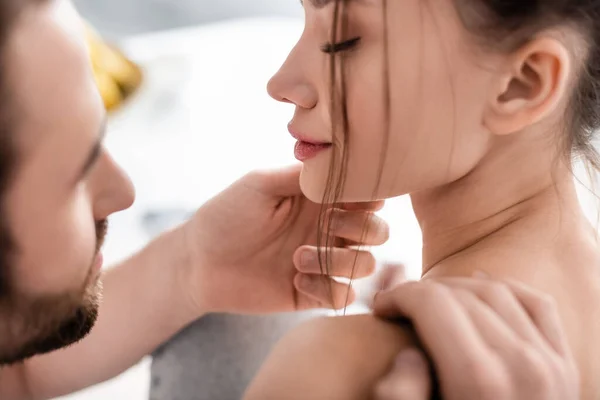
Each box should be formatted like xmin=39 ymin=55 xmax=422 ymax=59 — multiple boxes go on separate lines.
xmin=321 ymin=37 xmax=361 ymax=54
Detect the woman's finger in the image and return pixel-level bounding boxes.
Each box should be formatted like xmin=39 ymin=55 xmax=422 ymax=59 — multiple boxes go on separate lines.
xmin=435 ymin=276 xmax=570 ymax=357
xmin=450 ymin=288 xmax=522 ymax=352
xmin=502 ymin=279 xmax=571 ymax=357
xmin=294 ymin=246 xmax=376 ymax=279
xmin=374 ymin=349 xmax=432 ymax=400
xmin=294 ymin=273 xmax=356 ymax=310
xmin=431 ymin=277 xmax=549 ymax=348
xmin=449 ymin=288 xmax=556 ymax=400
xmin=372 ymin=282 xmax=491 ymax=382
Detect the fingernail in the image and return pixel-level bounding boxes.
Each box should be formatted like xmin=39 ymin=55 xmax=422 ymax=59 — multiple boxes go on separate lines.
xmin=394 ymin=349 xmax=425 ymax=369
xmin=473 ymin=270 xmax=491 ymax=279
xmin=301 ymin=250 xmax=316 ymax=267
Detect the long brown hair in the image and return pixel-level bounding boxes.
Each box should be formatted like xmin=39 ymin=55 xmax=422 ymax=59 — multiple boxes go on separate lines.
xmin=318 ymin=0 xmax=600 ymax=308
xmin=316 ymin=0 xmax=391 ymax=309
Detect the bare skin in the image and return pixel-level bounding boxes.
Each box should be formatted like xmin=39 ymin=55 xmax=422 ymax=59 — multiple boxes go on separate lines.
xmin=0 ymin=1 xmax=390 ymax=398
xmin=245 ymin=186 xmax=600 ymax=398
xmin=371 ymin=277 xmax=580 ymax=400
xmin=247 ymin=0 xmax=600 ymax=397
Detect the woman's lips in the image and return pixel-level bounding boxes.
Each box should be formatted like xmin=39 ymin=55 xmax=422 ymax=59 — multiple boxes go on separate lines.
xmin=294 ymin=141 xmax=332 ymax=161
xmin=288 ymin=126 xmax=332 ymax=161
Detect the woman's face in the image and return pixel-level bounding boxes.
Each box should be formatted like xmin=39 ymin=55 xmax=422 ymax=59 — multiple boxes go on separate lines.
xmin=268 ymin=0 xmax=502 ymax=203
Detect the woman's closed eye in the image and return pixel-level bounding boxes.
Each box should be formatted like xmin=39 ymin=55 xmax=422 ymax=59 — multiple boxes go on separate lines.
xmin=321 ymin=37 xmax=361 ymax=54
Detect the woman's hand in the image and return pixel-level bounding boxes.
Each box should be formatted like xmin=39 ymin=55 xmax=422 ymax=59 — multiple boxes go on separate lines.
xmin=372 ymin=276 xmax=580 ymax=400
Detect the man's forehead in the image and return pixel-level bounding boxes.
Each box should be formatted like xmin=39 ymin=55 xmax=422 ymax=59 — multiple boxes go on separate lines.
xmin=5 ymin=0 xmax=96 ymax=152
xmin=301 ymin=0 xmax=376 ymax=8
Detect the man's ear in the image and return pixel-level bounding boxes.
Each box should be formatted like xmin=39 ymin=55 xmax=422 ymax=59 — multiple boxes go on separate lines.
xmin=483 ymin=36 xmax=572 ymax=136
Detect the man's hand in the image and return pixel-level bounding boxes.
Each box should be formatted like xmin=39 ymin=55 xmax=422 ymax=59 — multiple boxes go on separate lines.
xmin=179 ymin=164 xmax=389 ymax=315
xmin=372 ymin=276 xmax=580 ymax=400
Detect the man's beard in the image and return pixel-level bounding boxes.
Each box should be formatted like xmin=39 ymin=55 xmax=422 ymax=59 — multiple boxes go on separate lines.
xmin=0 ymin=220 xmax=108 ymax=366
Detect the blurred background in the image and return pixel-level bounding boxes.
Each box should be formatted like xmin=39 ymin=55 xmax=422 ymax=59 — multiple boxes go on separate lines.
xmin=58 ymin=1 xmax=423 ymax=399
xmin=74 ymin=0 xmax=302 ymax=38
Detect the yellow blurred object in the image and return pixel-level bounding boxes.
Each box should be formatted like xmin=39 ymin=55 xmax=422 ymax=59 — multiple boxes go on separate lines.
xmin=92 ymin=66 xmax=122 ymax=110
xmin=84 ymin=23 xmax=143 ymax=112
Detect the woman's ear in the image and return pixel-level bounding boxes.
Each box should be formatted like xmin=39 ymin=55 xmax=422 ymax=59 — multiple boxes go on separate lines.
xmin=483 ymin=36 xmax=571 ymax=136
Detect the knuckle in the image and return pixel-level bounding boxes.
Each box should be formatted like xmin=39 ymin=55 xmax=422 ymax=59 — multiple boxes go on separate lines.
xmin=392 ymin=282 xmax=440 ymax=311
xmin=373 ymin=381 xmax=395 ymax=400
xmin=552 ymin=355 xmax=580 ymax=395
xmin=454 ymin=287 xmax=478 ymax=303
xmin=485 ymin=281 xmax=513 ymax=302
xmin=421 ymin=282 xmax=453 ymax=305
xmin=465 ymin=358 xmax=510 ymax=400
xmin=517 ymin=346 xmax=553 ymax=389
xmin=480 ymin=374 xmax=511 ymax=399
xmin=534 ymin=293 xmax=558 ymax=314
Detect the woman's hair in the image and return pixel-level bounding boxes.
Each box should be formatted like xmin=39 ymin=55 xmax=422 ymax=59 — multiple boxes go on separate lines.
xmin=318 ymin=0 xmax=600 ymax=306
xmin=456 ymin=0 xmax=600 ymax=176
xmin=0 ymin=0 xmax=47 ymax=297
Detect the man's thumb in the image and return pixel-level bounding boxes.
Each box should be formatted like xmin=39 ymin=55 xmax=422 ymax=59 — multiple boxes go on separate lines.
xmin=374 ymin=349 xmax=431 ymax=400
xmin=248 ymin=164 xmax=303 ymax=196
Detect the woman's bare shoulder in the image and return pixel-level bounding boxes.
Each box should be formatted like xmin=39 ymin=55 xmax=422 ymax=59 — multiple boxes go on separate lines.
xmin=243 ymin=314 xmax=418 ymax=400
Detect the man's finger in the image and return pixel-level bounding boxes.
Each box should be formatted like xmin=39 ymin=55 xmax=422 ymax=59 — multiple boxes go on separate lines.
xmin=374 ymin=349 xmax=431 ymax=400
xmin=294 ymin=246 xmax=376 ymax=279
xmin=294 ymin=293 xmax=326 ymax=311
xmin=325 ymin=209 xmax=390 ymax=246
xmin=341 ymin=200 xmax=385 ymax=212
xmin=248 ymin=164 xmax=302 ymax=196
xmin=294 ymin=274 xmax=356 ymax=310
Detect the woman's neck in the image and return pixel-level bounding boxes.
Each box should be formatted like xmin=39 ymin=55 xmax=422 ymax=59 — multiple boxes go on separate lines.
xmin=410 ymin=142 xmax=586 ymax=275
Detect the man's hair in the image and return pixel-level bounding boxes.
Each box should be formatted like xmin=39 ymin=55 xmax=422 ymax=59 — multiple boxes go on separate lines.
xmin=0 ymin=0 xmax=47 ymax=297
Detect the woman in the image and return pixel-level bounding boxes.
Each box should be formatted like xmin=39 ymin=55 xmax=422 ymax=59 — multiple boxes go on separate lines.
xmin=245 ymin=0 xmax=600 ymax=398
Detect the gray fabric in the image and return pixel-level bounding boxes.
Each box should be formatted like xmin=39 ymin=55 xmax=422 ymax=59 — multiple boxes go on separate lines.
xmin=149 ymin=312 xmax=317 ymax=400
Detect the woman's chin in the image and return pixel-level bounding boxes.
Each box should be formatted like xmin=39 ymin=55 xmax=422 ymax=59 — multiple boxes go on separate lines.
xmin=299 ymin=175 xmax=327 ymax=204
xmin=299 ymin=169 xmax=356 ymax=204
xmin=299 ymin=163 xmax=386 ymax=204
